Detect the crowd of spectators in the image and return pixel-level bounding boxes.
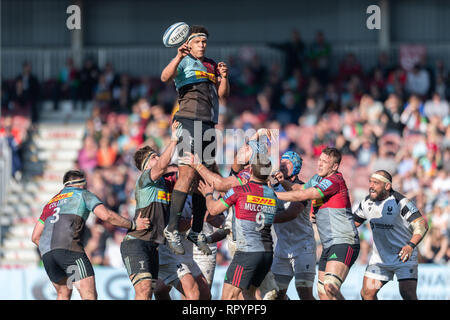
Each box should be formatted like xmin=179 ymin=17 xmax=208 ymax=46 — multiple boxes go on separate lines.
xmin=1 ymin=30 xmax=449 ymax=268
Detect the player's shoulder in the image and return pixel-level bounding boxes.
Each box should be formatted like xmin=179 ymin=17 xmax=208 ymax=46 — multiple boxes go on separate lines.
xmin=203 ymin=56 xmax=217 ymax=65
xmin=391 ymin=190 xmax=406 ymax=203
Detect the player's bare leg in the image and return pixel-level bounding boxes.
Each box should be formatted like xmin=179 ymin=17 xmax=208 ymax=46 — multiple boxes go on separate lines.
xmin=52 ymin=279 xmax=72 ymax=300
xmin=74 ymin=275 xmax=97 ymax=300
xmin=133 ymin=277 xmax=152 ymax=300
xmin=360 ymin=276 xmax=385 ymax=300
xmin=242 ymin=285 xmax=258 ymax=300
xmin=154 ymin=279 xmax=172 ymax=300
xmin=296 ymin=286 xmax=316 ymax=300
xmin=221 ymin=282 xmax=242 ymax=300
xmin=195 ymin=274 xmax=212 ymax=300
xmin=398 ymin=279 xmax=418 ymax=300
xmin=321 ymin=261 xmax=350 ymax=300
xmin=176 ymin=273 xmax=200 ymax=300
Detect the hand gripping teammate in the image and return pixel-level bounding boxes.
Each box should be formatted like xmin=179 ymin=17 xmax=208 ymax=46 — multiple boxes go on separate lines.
xmin=161 ymin=25 xmax=230 ymax=256
xmin=270 ymin=151 xmax=317 ymax=300
xmin=119 ymin=121 xmax=183 ymax=300
xmin=275 ymin=147 xmax=360 ymax=300
xmin=353 ymin=170 xmax=428 ymax=300
xmin=197 ymin=154 xmax=287 ymax=300
xmin=31 ymin=170 xmax=149 ymax=300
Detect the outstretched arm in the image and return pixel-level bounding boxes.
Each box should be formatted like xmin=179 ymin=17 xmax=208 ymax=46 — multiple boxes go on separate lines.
xmin=197 ymin=180 xmax=229 ymax=216
xmin=93 ymin=205 xmax=149 ymax=231
xmin=160 ymin=43 xmax=189 ymax=82
xmin=275 ymin=187 xmax=321 ymax=202
xmin=150 ymin=121 xmax=182 ymax=181
xmin=179 ymin=152 xmax=243 ymax=192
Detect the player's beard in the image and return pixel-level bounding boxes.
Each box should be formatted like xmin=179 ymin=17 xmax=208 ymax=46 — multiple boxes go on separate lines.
xmin=371 ymin=189 xmax=389 ymax=201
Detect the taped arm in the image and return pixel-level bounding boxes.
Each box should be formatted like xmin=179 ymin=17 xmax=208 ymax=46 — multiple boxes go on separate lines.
xmin=409 ymin=216 xmax=429 ymax=247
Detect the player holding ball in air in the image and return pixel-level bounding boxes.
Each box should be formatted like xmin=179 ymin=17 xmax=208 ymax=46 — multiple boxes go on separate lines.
xmin=161 ymin=25 xmax=230 ymax=255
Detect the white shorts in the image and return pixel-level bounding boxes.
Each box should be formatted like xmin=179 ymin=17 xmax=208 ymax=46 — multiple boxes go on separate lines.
xmin=364 ymin=261 xmax=418 ymax=282
xmin=271 ymin=254 xmax=316 ymax=290
xmin=158 ymin=261 xmax=203 ymax=287
xmin=193 ymin=245 xmax=217 ymax=285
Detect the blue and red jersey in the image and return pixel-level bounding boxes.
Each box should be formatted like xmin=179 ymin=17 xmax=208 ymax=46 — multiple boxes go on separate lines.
xmin=220 ymin=181 xmax=284 ymax=252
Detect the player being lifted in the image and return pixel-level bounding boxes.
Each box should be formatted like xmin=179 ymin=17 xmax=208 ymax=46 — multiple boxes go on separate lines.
xmin=120 ymin=121 xmax=182 ymax=300
xmin=161 ymin=25 xmax=230 ymax=255
xmin=353 ymin=170 xmax=428 ymax=300
xmin=275 ymin=147 xmax=360 ymax=300
xmin=31 ymin=170 xmax=149 ymax=300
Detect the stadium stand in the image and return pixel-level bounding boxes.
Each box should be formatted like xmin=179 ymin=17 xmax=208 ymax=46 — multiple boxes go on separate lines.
xmin=1 ymin=31 xmax=449 ymax=269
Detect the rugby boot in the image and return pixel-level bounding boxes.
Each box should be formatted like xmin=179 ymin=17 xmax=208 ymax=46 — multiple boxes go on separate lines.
xmin=163 ymin=226 xmax=185 ymax=255
xmin=187 ymin=230 xmax=212 ymax=255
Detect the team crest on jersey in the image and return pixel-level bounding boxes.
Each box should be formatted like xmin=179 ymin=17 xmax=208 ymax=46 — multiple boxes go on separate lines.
xmin=387 ymin=206 xmax=393 ymax=215
xmin=157 ymin=191 xmax=171 ymax=202
xmin=48 ymin=192 xmax=74 ymax=204
xmin=246 ymin=195 xmax=276 ymax=206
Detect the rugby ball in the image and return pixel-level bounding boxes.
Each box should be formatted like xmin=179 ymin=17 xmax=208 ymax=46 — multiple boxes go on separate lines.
xmin=163 ymin=22 xmax=190 ymax=48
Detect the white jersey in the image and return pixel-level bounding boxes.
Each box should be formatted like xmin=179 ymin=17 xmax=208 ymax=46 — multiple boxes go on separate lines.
xmin=272 ymin=184 xmax=316 ymax=258
xmin=353 ymin=191 xmax=423 ymax=265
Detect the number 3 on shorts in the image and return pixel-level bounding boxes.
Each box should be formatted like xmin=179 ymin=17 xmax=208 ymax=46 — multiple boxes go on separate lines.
xmin=50 ymin=207 xmax=61 ymax=224
xmin=255 ymin=212 xmax=265 ymax=231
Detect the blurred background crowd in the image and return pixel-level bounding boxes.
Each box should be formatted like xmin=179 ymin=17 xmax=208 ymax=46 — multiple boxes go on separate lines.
xmin=1 ymin=29 xmax=449 ymax=269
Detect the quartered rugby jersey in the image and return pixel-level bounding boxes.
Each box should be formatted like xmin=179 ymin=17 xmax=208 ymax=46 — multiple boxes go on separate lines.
xmin=273 ymin=182 xmax=315 ymax=259
xmin=304 ymin=172 xmax=359 ymax=248
xmin=353 ymin=191 xmax=423 ymax=264
xmin=38 ymin=187 xmax=103 ymax=255
xmin=127 ymin=170 xmax=177 ymax=243
xmin=173 ymin=54 xmax=220 ymax=124
xmin=221 ymin=181 xmax=284 ymax=253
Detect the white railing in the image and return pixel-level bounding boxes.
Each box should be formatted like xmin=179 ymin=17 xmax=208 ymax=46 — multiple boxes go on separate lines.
xmin=1 ymin=45 xmax=285 ymax=81
xmin=3 ymin=43 xmax=450 ymax=82
xmin=0 ymin=137 xmax=12 ymax=207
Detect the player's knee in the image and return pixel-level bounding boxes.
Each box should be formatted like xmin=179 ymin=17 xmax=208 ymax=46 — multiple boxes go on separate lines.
xmin=360 ymin=286 xmax=376 ymax=300
xmin=134 ymin=277 xmax=152 ymax=298
xmin=317 ymin=280 xmax=326 ymax=296
xmin=323 ymin=273 xmax=343 ymax=298
xmin=399 ymin=288 xmax=417 ymax=300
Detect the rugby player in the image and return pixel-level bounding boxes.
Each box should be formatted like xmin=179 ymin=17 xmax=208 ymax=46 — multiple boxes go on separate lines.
xmin=31 ymin=170 xmax=149 ymax=300
xmin=198 ymin=154 xmax=286 ymax=300
xmin=120 ymin=121 xmax=183 ymax=300
xmin=353 ymin=170 xmax=428 ymax=300
xmin=275 ymin=147 xmax=360 ymax=300
xmin=161 ymin=25 xmax=230 ymax=255
xmin=271 ymin=151 xmax=317 ymax=300
xmin=156 ymin=194 xmax=212 ymax=300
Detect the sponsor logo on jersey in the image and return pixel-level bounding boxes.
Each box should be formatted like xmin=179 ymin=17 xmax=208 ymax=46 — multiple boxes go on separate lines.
xmin=194 ymin=70 xmax=216 ymax=83
xmin=246 ymin=195 xmax=276 ymax=206
xmin=48 ymin=192 xmax=74 ymax=204
xmin=318 ymin=179 xmax=333 ymax=191
xmin=312 ymin=198 xmax=324 ymax=207
xmin=157 ymin=191 xmax=171 ymax=202
xmin=372 ymin=222 xmax=394 ymax=230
